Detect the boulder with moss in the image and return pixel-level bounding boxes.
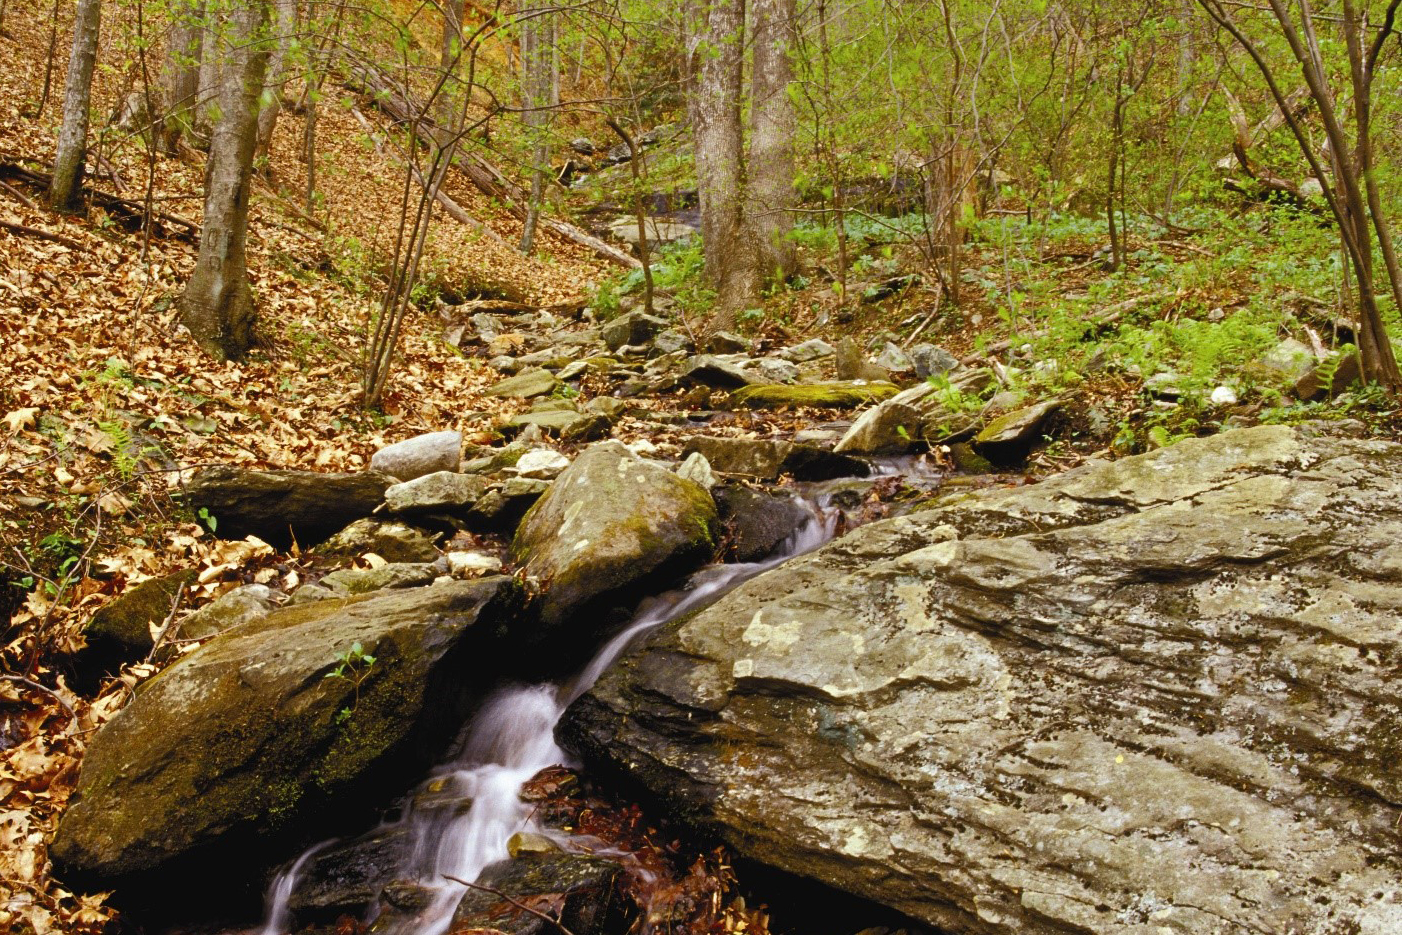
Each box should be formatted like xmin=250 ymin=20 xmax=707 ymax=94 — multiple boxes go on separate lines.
xmin=51 ymin=577 xmax=523 ymax=907
xmin=511 ymin=441 xmax=718 ymax=633
xmin=729 ymin=381 xmax=900 ymax=410
xmin=182 ymin=467 xmax=395 ymax=549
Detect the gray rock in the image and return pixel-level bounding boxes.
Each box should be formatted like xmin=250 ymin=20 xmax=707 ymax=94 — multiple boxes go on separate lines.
xmin=835 ymin=338 xmax=891 ymax=383
xmin=177 ymin=584 xmax=282 ymax=642
xmin=681 ymin=355 xmax=758 ymax=389
xmin=680 ymin=436 xmax=790 ymax=480
xmin=747 ymin=358 xmax=800 ymax=384
xmin=450 ymin=852 xmax=625 ymax=935
xmin=561 ymin=426 xmax=1402 ymax=935
xmin=51 ymin=578 xmax=523 ymax=897
xmin=287 ymin=583 xmax=337 ymax=605
xmin=489 ymin=355 xmax=523 ymax=374
xmin=511 ymin=441 xmax=718 ymax=629
xmin=320 ymin=562 xmax=440 ymax=594
xmin=872 ymin=341 xmax=914 ymax=372
xmin=486 ymin=368 xmax=559 ymax=399
xmin=1260 ymin=337 xmax=1316 ymax=384
xmin=557 ymin=360 xmax=590 ymax=381
xmin=471 ymin=313 xmax=502 ymax=343
xmin=507 ymin=409 xmax=611 ymax=442
xmin=779 ymin=339 xmax=836 ymax=363
xmin=607 ymin=218 xmax=697 ymax=246
xmin=602 ymin=311 xmax=669 ymax=351
xmin=385 ymin=471 xmax=489 ymax=515
xmin=183 ymin=468 xmax=395 ymax=550
xmin=909 ymin=344 xmax=959 ymax=379
xmin=706 ymin=331 xmax=751 ymax=354
xmin=714 ymin=487 xmax=812 ymax=562
xmin=468 ymin=477 xmax=550 ymax=532
xmin=445 ymin=551 xmax=503 ymax=577
xmin=1295 ymin=351 xmax=1362 ymax=401
xmin=316 ymin=518 xmax=440 ymax=564
xmin=78 ymin=570 xmax=199 ymax=679
xmin=833 ymin=394 xmax=923 ymax=455
xmin=515 ymin=449 xmax=570 ymax=479
xmin=675 ymin=452 xmax=717 ymax=489
xmin=651 ymin=329 xmax=693 ymax=355
xmin=286 ymin=827 xmax=413 ymax=922
xmin=973 ymin=398 xmax=1061 ymax=461
xmin=369 ymin=431 xmax=462 ymax=482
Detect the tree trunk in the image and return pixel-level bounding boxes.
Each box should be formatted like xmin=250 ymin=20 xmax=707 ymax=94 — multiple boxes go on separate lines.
xmin=694 ymin=0 xmax=756 ymax=329
xmin=49 ymin=0 xmax=102 ymax=212
xmin=749 ymin=0 xmax=797 ymax=284
xmin=179 ymin=0 xmax=272 ymax=362
xmin=517 ymin=1 xmax=557 ymax=255
xmin=255 ymin=0 xmax=297 ymax=162
xmin=161 ymin=0 xmax=203 ymax=152
xmin=194 ymin=6 xmax=224 ymax=142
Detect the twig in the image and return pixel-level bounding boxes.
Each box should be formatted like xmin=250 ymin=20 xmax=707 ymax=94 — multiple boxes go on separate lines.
xmin=0 ymin=674 xmax=77 ymax=729
xmin=441 ymin=874 xmax=578 ymax=935
xmin=0 ymin=218 xmax=83 ymax=249
xmin=144 ymin=582 xmax=187 ymax=662
xmin=0 ymin=178 xmax=36 ymax=210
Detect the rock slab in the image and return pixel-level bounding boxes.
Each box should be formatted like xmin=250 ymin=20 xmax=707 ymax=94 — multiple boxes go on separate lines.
xmin=561 ymin=425 xmax=1402 ymax=935
xmin=183 ymin=467 xmax=394 ymax=549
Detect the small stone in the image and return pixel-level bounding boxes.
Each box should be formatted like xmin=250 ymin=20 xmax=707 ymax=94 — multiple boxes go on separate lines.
xmin=1260 ymin=338 xmax=1316 ymax=384
xmin=603 ymin=311 xmax=669 ymax=351
xmin=780 ymin=339 xmax=836 ymax=363
xmin=321 ymin=563 xmax=439 ymax=595
xmin=873 ymin=342 xmax=914 ymax=372
xmin=369 ymin=430 xmax=463 ymax=482
xmin=748 ymin=358 xmax=801 ymax=384
xmin=177 ymin=584 xmax=282 ymax=642
xmin=707 ymin=331 xmax=751 ymax=354
xmin=488 ymin=355 xmax=521 ymax=374
xmin=384 ymin=471 xmax=489 ymax=514
xmin=1210 ymin=385 xmax=1239 ymax=405
xmin=445 ymin=552 xmax=504 ymax=578
xmin=676 ymin=452 xmax=717 ymax=488
xmin=507 ymin=832 xmax=560 ymax=857
xmin=652 ymin=329 xmax=693 ymax=355
xmin=485 ymin=368 xmax=558 ymax=399
xmin=557 ymin=360 xmax=589 ymax=381
xmin=909 ymin=344 xmax=959 ymax=379
xmin=515 ymin=449 xmax=571 ymax=479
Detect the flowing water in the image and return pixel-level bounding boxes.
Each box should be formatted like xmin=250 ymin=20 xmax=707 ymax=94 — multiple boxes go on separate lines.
xmin=260 ymin=499 xmax=840 ymax=935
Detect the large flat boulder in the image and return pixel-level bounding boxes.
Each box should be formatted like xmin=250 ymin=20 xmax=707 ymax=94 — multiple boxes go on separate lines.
xmin=511 ymin=440 xmax=718 ymax=630
xmin=183 ymin=467 xmax=395 ymax=549
xmin=561 ymin=425 xmax=1402 ymax=935
xmin=51 ymin=578 xmax=522 ymax=905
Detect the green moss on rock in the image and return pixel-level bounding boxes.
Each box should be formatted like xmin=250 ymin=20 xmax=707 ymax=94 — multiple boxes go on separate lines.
xmin=729 ymin=381 xmax=900 ymax=410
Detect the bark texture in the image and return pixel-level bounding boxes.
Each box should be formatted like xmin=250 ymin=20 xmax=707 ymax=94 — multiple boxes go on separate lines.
xmin=161 ymin=0 xmax=203 ymax=150
xmin=49 ymin=0 xmax=102 ymax=212
xmin=254 ymin=0 xmax=297 ymax=160
xmin=748 ymin=0 xmax=797 ymax=283
xmin=179 ymin=0 xmax=271 ymax=362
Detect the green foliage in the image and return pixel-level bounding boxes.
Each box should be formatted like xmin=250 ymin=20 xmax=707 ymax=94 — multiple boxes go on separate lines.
xmin=325 ymin=640 xmax=377 ymax=724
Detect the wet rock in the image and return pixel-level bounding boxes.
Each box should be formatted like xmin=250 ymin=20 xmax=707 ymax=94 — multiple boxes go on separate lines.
xmin=183 ymin=467 xmax=395 ymax=550
xmin=316 ymin=518 xmax=441 ymax=564
xmin=320 ymin=562 xmax=440 ymax=594
xmin=369 ymin=430 xmax=462 ymax=481
xmin=384 ymin=471 xmax=489 ymax=516
xmin=682 ymin=354 xmax=758 ymax=389
xmin=514 ymin=449 xmax=570 ymax=480
xmin=507 ymin=831 xmax=560 ymax=857
xmin=450 ymin=852 xmax=626 ymax=935
xmin=780 ymin=339 xmax=836 ymax=363
xmin=780 ymin=445 xmax=871 ymax=481
xmin=286 ymin=828 xmax=414 ymax=922
xmin=603 ymin=311 xmax=669 ymax=351
xmin=177 ymin=584 xmax=282 ymax=642
xmin=51 ymin=578 xmax=523 ymax=902
xmin=562 ymin=426 xmax=1402 ymax=935
xmin=486 ymin=368 xmax=559 ymax=399
xmin=730 ymin=382 xmax=900 ymax=410
xmin=715 ymin=487 xmax=812 ymax=562
xmin=833 ymin=397 xmax=923 ymax=455
xmin=511 ymin=441 xmax=718 ymax=630
xmin=946 ymin=442 xmax=994 ymax=473
xmin=972 ymin=398 xmax=1061 ymax=462
xmin=680 ymin=436 xmax=790 ymax=480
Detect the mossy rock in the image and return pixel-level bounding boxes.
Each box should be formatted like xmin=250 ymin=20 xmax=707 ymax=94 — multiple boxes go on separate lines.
xmin=729 ymin=381 xmax=900 ymax=410
xmin=511 ymin=441 xmax=718 ymax=635
xmin=51 ymin=577 xmax=523 ymax=905
xmin=76 ymin=569 xmax=199 ymax=685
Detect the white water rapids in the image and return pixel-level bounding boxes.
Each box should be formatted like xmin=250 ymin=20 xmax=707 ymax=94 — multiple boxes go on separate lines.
xmin=260 ymin=501 xmax=838 ymax=935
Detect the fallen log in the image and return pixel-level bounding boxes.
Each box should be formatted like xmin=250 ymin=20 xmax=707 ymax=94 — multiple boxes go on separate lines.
xmin=0 ymin=158 xmax=199 ymax=242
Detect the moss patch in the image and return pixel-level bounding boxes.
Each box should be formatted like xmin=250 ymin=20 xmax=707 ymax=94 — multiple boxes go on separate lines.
xmin=729 ymin=382 xmax=900 ymax=410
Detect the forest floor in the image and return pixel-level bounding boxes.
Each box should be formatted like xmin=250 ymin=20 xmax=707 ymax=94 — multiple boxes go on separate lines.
xmin=3 ymin=2 xmax=1400 ymax=933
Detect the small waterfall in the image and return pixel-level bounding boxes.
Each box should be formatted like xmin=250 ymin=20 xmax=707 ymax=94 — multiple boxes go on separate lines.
xmin=261 ymin=500 xmax=839 ymax=935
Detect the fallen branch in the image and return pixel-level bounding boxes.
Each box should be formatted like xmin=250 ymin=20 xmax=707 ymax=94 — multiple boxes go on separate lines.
xmin=0 ymin=158 xmax=199 ymax=242
xmin=441 ymin=874 xmax=578 ymax=935
xmin=0 ymin=674 xmax=77 ymax=730
xmin=0 ymin=217 xmax=83 ymax=249
xmin=0 ymin=178 xmax=37 ymax=210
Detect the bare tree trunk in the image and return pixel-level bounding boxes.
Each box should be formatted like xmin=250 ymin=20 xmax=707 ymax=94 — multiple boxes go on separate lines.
xmin=518 ymin=1 xmax=557 ymax=255
xmin=161 ymin=0 xmax=203 ymax=151
xmin=255 ymin=0 xmax=297 ymax=163
xmin=749 ymin=0 xmax=797 ymax=283
xmin=436 ymin=0 xmax=465 ymax=134
xmin=694 ymin=0 xmax=756 ymax=329
xmin=194 ymin=7 xmax=224 ymax=142
xmin=179 ymin=0 xmax=272 ymax=362
xmin=49 ymin=0 xmax=102 ymax=212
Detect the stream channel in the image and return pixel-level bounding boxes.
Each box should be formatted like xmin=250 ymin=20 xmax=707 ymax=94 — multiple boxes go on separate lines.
xmin=257 ymin=491 xmax=850 ymax=935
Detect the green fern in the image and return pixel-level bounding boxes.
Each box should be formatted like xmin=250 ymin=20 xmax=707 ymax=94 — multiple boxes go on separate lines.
xmin=97 ymin=420 xmax=137 ymax=478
